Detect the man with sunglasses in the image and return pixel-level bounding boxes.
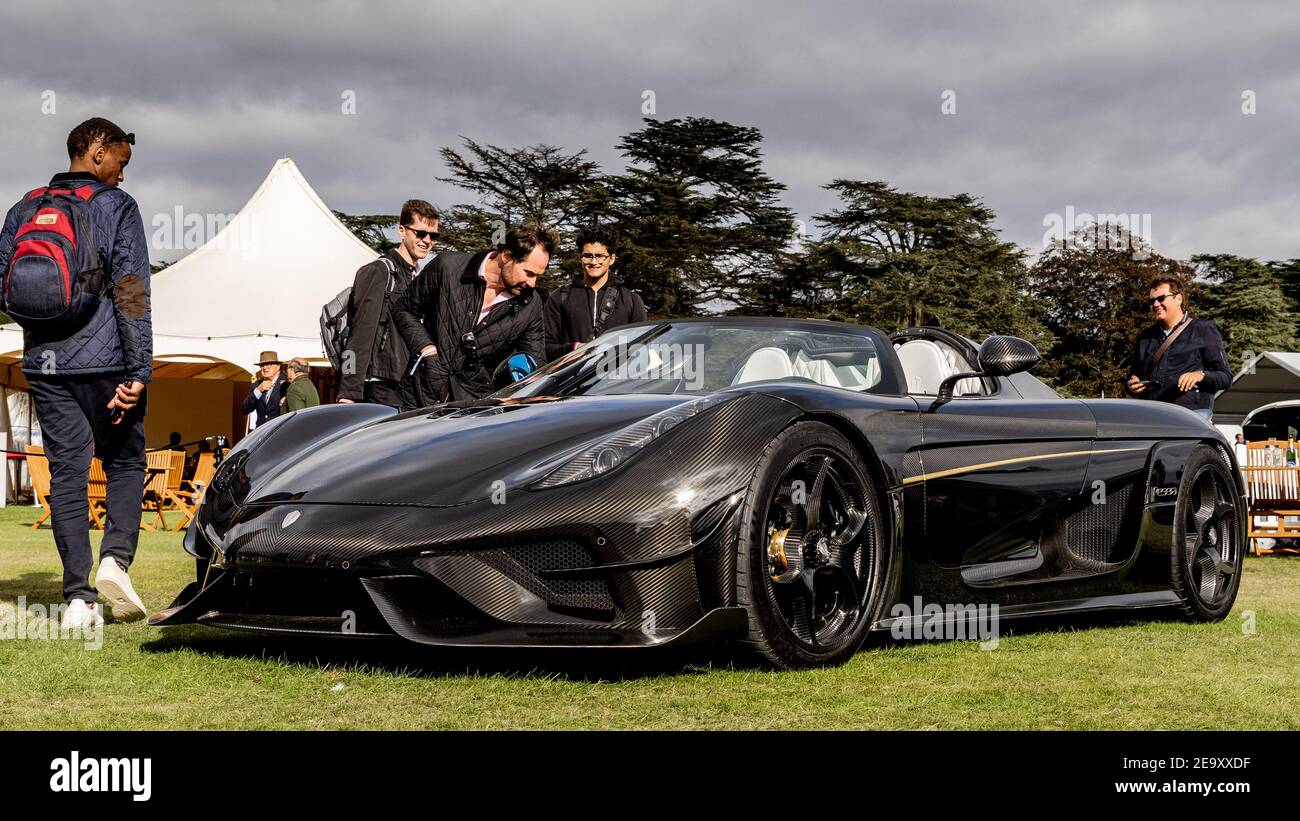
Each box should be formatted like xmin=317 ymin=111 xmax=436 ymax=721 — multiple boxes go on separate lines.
xmin=337 ymin=199 xmax=438 ymax=409
xmin=1125 ymin=277 xmax=1231 ymax=421
xmin=543 ymin=225 xmax=647 ymax=361
xmin=0 ymin=117 xmax=151 ymax=630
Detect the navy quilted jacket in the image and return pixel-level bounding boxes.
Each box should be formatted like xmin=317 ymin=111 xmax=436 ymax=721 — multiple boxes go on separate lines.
xmin=0 ymin=171 xmax=153 ymax=383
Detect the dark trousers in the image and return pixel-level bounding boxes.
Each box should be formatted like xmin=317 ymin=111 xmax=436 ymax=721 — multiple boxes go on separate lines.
xmin=363 ymin=377 xmax=417 ymax=411
xmin=28 ymin=374 xmax=147 ymax=602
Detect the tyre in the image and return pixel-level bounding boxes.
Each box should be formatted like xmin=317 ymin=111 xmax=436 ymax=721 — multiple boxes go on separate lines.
xmin=734 ymin=421 xmax=888 ymax=668
xmin=1171 ymin=445 xmax=1245 ymax=621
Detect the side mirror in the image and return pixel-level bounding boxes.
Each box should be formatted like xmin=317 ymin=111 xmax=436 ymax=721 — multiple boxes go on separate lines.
xmin=929 ymin=336 xmax=1040 ymax=411
xmin=975 ymin=335 xmax=1041 ymax=377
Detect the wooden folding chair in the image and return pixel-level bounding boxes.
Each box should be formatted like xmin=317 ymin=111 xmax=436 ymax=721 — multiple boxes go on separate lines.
xmin=169 ymin=451 xmax=216 ymax=531
xmin=159 ymin=450 xmax=194 ymax=531
xmin=87 ymin=458 xmax=108 ymax=529
xmin=141 ymin=450 xmax=174 ymax=531
xmin=24 ymin=446 xmax=52 ymax=529
xmin=27 ymin=446 xmax=111 ymax=529
xmin=184 ymin=451 xmax=216 ymax=494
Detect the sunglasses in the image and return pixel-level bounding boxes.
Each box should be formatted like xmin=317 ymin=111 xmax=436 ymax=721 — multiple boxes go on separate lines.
xmin=403 ymin=226 xmax=439 ymax=241
xmin=1147 ymin=293 xmax=1177 ymax=306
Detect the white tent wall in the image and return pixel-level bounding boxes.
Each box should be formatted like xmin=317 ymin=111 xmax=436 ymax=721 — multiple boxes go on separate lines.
xmin=1215 ymin=352 xmax=1300 ymax=425
xmin=5 ymin=386 xmax=34 ymax=447
xmin=149 ymin=157 xmax=376 ymax=365
xmin=0 ymin=158 xmax=374 ymax=447
xmin=0 ymin=383 xmax=42 ymax=501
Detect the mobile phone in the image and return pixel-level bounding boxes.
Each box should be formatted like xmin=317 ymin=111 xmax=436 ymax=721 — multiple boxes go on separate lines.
xmin=110 ymin=382 xmax=128 ymax=421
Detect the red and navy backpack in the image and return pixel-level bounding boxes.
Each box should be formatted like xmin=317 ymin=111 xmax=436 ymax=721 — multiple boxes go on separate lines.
xmin=3 ymin=183 xmax=108 ymax=329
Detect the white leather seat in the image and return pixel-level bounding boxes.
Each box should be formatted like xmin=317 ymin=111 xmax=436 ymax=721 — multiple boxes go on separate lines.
xmin=792 ymin=350 xmax=842 ymax=388
xmin=941 ymin=347 xmax=982 ymax=396
xmin=831 ymin=358 xmax=880 ymax=390
xmin=835 ymin=363 xmax=868 ymax=388
xmin=895 ymin=340 xmax=952 ymax=395
xmin=733 ymin=347 xmax=793 ymax=384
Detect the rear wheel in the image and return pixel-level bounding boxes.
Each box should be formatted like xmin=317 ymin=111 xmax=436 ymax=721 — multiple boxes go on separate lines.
xmin=1171 ymin=445 xmax=1244 ymax=621
xmin=735 ymin=421 xmax=887 ymax=668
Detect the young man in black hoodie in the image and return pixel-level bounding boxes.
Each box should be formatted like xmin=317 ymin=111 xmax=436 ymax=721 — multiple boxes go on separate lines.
xmin=543 ymin=226 xmax=647 ymax=361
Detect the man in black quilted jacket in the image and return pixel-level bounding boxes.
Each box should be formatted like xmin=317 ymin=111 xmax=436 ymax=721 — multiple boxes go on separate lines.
xmin=0 ymin=118 xmax=152 ymax=629
xmin=391 ymin=224 xmax=552 ymax=402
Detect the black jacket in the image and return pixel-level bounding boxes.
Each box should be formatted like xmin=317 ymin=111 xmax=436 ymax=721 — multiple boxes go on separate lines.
xmin=391 ymin=250 xmax=545 ymax=401
xmin=337 ymin=249 xmax=416 ymax=401
xmin=1127 ymin=317 xmax=1232 ymax=410
xmin=240 ymin=372 xmax=288 ymax=427
xmin=543 ymin=277 xmax=648 ymax=361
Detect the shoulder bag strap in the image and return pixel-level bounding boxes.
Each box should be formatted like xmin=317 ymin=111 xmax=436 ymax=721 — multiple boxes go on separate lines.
xmin=1150 ymin=317 xmax=1192 ymax=370
xmin=593 ymin=285 xmax=621 ymax=337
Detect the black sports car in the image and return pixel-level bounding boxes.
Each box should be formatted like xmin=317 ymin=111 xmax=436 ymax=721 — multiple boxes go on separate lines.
xmin=151 ymin=318 xmax=1246 ymax=669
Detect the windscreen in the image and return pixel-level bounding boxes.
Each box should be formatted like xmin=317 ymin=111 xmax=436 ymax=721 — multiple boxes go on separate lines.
xmin=497 ymin=322 xmax=890 ymax=398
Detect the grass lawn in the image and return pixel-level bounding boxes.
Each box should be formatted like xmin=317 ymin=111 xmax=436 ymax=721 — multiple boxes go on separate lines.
xmin=0 ymin=504 xmax=1297 ymax=730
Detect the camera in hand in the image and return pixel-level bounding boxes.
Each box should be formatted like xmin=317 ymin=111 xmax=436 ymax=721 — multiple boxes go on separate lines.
xmin=459 ymin=331 xmax=480 ymax=366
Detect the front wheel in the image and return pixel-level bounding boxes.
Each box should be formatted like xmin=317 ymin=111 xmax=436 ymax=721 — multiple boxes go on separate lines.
xmin=1171 ymin=445 xmax=1245 ymax=621
xmin=734 ymin=421 xmax=888 ymax=669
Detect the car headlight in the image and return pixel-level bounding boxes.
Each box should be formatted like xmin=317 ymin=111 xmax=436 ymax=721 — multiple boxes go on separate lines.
xmin=533 ymin=394 xmax=735 ymax=488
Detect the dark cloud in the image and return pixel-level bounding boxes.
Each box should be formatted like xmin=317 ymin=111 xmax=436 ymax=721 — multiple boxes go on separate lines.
xmin=1 ymin=0 xmax=1297 ymax=263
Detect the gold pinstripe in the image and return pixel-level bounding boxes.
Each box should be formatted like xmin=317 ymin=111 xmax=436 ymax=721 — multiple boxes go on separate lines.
xmin=901 ymin=446 xmax=1147 ymax=486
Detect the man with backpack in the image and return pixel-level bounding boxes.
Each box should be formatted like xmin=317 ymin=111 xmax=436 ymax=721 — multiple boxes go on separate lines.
xmin=544 ymin=226 xmax=647 ymax=361
xmin=0 ymin=117 xmax=152 ymax=630
xmin=335 ymin=200 xmax=438 ymax=409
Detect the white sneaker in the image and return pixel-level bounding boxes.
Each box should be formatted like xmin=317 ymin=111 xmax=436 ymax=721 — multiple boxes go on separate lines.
xmin=60 ymin=599 xmax=104 ymax=631
xmin=95 ymin=559 xmax=147 ymax=622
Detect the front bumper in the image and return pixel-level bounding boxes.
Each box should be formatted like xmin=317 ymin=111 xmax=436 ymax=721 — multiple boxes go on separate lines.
xmin=150 ymin=491 xmax=750 ymax=649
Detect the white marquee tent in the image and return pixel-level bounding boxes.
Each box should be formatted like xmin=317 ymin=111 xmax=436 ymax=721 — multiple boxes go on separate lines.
xmin=1214 ymin=352 xmax=1300 ymax=425
xmin=0 ymin=158 xmax=375 ymax=451
xmin=146 ymin=157 xmax=376 ymax=369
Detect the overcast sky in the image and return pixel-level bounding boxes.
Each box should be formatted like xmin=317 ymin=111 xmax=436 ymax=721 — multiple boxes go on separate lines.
xmin=1 ymin=0 xmax=1297 ymax=265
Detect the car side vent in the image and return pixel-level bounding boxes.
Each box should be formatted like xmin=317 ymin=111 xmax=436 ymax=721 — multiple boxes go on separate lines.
xmin=426 ymin=405 xmax=529 ymax=420
xmin=1065 ymin=483 xmax=1138 ymax=565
